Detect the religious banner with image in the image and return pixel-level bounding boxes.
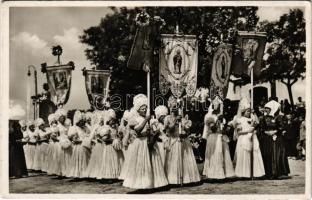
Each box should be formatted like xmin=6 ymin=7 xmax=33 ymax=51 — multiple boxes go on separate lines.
xmin=159 ymin=34 xmax=198 ymax=98
xmin=233 ymin=31 xmax=267 ymax=79
xmin=41 ymin=62 xmax=75 ymax=107
xmin=210 ymin=44 xmax=233 ymax=100
xmin=82 ymin=68 xmax=111 ymax=110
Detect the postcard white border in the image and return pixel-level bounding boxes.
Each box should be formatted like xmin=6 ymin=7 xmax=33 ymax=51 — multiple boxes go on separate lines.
xmin=0 ymin=1 xmax=311 ymax=199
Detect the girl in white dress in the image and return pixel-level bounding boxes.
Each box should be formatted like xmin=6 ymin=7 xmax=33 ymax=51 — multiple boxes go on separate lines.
xmin=202 ymin=97 xmax=235 ymax=179
xmin=123 ymin=94 xmax=168 ymax=189
xmin=97 ymin=109 xmax=124 ymax=180
xmin=164 ymin=109 xmax=200 ymax=185
xmin=153 ymin=105 xmax=169 ymax=166
xmin=33 ymin=118 xmax=48 ymax=171
xmin=19 ymin=120 xmax=30 ymax=169
xmin=56 ymin=108 xmax=72 ymax=177
xmin=66 ymin=111 xmax=91 ymax=178
xmin=46 ymin=114 xmax=61 ymax=175
xmin=119 ymin=109 xmax=137 ymax=180
xmin=84 ymin=114 xmax=106 ymax=179
xmin=26 ymin=120 xmax=37 ymax=170
xmin=118 ymin=110 xmax=131 ymax=157
xmin=232 ymin=98 xmax=265 ymax=178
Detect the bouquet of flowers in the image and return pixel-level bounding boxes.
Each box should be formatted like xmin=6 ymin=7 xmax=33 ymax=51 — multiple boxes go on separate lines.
xmin=135 ymin=11 xmax=166 ymax=28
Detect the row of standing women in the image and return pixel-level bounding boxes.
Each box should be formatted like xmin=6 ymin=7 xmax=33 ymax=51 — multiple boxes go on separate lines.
xmin=20 ymin=94 xmax=290 ymax=190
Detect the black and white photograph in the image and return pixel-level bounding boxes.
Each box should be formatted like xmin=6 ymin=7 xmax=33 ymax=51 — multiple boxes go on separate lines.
xmin=2 ymin=1 xmax=311 ymax=198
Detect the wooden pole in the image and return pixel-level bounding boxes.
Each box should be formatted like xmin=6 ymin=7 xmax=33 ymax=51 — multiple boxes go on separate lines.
xmin=178 ymin=98 xmax=183 ymax=186
xmin=146 ymin=65 xmax=151 ymax=116
xmin=250 ymin=61 xmax=255 ymax=180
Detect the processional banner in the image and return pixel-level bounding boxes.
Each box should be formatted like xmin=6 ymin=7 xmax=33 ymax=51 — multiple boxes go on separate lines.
xmin=42 ymin=62 xmax=75 ymax=107
xmin=159 ymin=34 xmax=198 ymax=99
xmin=232 ymin=31 xmax=267 ymax=79
xmin=210 ymin=44 xmax=233 ymax=100
xmin=82 ymin=68 xmax=111 ymax=110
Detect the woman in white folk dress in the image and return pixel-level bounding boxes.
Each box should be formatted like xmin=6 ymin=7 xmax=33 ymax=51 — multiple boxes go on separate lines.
xmin=97 ymin=109 xmax=124 ymax=180
xmin=153 ymin=105 xmax=169 ymax=166
xmin=33 ymin=118 xmax=49 ymax=171
xmin=164 ymin=109 xmax=200 ymax=185
xmin=202 ymin=97 xmax=235 ymax=180
xmin=66 ymin=111 xmax=91 ymax=178
xmin=84 ymin=114 xmax=106 ymax=179
xmin=119 ymin=109 xmax=137 ymax=180
xmin=19 ymin=120 xmax=30 ymax=169
xmin=56 ymin=108 xmax=72 ymax=177
xmin=26 ymin=120 xmax=38 ymax=170
xmin=118 ymin=110 xmax=131 ymax=157
xmin=123 ymin=94 xmax=168 ymax=189
xmin=46 ymin=114 xmax=61 ymax=175
xmin=232 ymin=98 xmax=265 ymax=178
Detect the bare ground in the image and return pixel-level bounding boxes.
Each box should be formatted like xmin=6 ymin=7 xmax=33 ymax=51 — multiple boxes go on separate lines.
xmin=9 ymin=158 xmax=305 ymax=194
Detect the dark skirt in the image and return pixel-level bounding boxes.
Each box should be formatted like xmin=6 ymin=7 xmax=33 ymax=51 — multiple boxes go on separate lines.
xmin=9 ymin=139 xmax=28 ymax=178
xmin=260 ymin=134 xmax=290 ymax=179
xmin=284 ymin=138 xmax=298 ymax=157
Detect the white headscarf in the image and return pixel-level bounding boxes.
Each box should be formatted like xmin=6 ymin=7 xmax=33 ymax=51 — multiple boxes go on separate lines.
xmin=19 ymin=120 xmax=27 ymax=127
xmin=48 ymin=114 xmax=57 ymax=125
xmin=55 ymin=108 xmax=68 ymax=120
xmin=154 ymin=105 xmax=168 ymax=120
xmin=74 ymin=110 xmax=83 ymax=125
xmin=35 ymin=118 xmax=45 ymax=127
xmin=265 ymin=100 xmax=281 ymax=116
xmin=133 ymin=94 xmax=148 ymax=111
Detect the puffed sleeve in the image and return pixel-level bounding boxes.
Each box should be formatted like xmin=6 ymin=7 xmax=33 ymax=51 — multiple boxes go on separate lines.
xmin=128 ymin=117 xmax=139 ymax=129
xmin=202 ymin=113 xmax=210 ymax=139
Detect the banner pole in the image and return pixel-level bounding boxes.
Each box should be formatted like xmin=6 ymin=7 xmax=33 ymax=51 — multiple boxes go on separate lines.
xmin=250 ymin=61 xmax=255 ymax=180
xmin=146 ymin=65 xmax=151 ymax=115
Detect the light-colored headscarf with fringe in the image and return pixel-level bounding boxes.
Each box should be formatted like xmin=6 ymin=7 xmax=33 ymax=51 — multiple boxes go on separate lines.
xmin=154 ymin=105 xmax=168 ymax=120
xmin=35 ymin=118 xmax=45 ymax=127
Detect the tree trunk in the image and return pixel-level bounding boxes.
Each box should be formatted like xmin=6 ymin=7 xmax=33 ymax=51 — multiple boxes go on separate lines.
xmin=286 ymin=83 xmax=294 ymax=107
xmin=270 ymin=80 xmax=276 ymax=98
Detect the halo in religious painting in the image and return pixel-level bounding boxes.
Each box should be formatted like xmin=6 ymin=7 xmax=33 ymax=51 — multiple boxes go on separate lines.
xmin=82 ymin=68 xmax=111 ymax=110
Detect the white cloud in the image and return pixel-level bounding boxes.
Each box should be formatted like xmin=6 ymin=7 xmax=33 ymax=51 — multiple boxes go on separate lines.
xmin=9 ymin=100 xmax=26 ymax=120
xmin=11 ymin=32 xmax=50 ymax=57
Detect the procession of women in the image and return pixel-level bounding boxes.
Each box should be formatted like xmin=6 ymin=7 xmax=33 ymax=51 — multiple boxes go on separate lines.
xmin=14 ymin=91 xmax=305 ymax=190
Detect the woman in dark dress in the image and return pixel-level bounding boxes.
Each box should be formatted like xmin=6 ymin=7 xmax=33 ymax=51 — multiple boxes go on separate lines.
xmin=259 ymin=100 xmax=290 ymax=179
xmin=9 ymin=121 xmax=28 ymax=178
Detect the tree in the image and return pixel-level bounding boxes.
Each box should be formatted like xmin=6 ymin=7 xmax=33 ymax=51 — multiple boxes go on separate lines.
xmin=80 ymin=7 xmax=259 ymax=111
xmin=258 ymin=9 xmax=306 ymax=106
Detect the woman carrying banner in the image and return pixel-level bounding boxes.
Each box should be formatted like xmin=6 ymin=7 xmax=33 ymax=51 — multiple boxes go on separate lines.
xmin=259 ymin=100 xmax=290 ymax=179
xmin=164 ymin=107 xmax=200 ymax=185
xmin=123 ymin=94 xmax=168 ymax=189
xmin=33 ymin=118 xmax=49 ymax=172
xmin=202 ymin=97 xmax=235 ymax=180
xmin=66 ymin=111 xmax=91 ymax=178
xmin=232 ymin=98 xmax=265 ymax=178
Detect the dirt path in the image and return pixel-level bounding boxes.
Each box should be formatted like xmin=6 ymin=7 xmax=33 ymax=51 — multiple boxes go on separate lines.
xmin=9 ymin=159 xmax=305 ymax=194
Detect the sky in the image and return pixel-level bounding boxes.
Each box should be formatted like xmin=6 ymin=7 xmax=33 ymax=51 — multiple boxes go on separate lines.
xmin=9 ymin=6 xmax=306 ymax=120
